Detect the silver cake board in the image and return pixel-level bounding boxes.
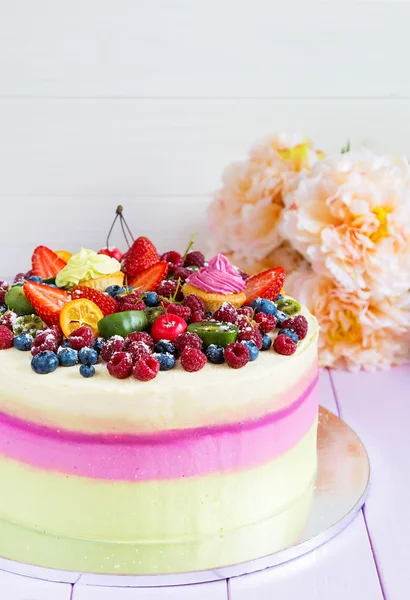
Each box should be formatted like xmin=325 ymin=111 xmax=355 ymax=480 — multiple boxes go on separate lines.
xmin=0 ymin=407 xmax=370 ymax=587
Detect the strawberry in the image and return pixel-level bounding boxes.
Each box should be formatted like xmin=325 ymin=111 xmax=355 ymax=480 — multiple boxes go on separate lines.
xmin=244 ymin=267 xmax=286 ymax=304
xmin=71 ymin=286 xmax=119 ymax=316
xmin=121 ymin=237 xmax=159 ymax=278
xmin=31 ymin=246 xmax=67 ymax=279
xmin=129 ymin=262 xmax=169 ymax=292
xmin=23 ymin=281 xmax=69 ymax=326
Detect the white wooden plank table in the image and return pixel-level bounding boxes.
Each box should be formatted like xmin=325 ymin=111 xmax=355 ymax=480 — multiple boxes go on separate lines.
xmin=1 ymin=367 xmax=408 ymax=599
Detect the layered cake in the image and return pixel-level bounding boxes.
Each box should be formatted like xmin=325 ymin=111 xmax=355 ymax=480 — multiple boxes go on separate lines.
xmin=0 ymin=235 xmax=319 ymax=574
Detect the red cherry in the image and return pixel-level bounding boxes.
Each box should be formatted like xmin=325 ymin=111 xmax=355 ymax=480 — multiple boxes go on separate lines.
xmin=151 ymin=314 xmax=187 ymax=342
xmin=98 ymin=247 xmax=123 ymax=261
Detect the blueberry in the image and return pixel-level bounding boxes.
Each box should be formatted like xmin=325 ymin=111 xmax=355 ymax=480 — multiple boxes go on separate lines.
xmin=205 ymin=344 xmax=225 ymax=364
xmin=79 ymin=347 xmax=98 ymax=365
xmin=275 ymin=294 xmax=284 ymax=302
xmin=45 ymin=283 xmax=58 ymax=288
xmin=27 ymin=276 xmax=43 ymax=283
xmin=144 ymin=292 xmax=159 ymax=307
xmin=280 ymin=328 xmax=299 ymax=343
xmin=153 ymin=352 xmax=176 ymax=371
xmin=59 ymin=339 xmax=71 ymax=348
xmin=241 ymin=340 xmax=259 ymax=361
xmin=261 ymin=333 xmax=272 ymax=351
xmin=93 ymin=337 xmax=104 ymax=354
xmin=58 ymin=347 xmax=78 ymax=367
xmin=79 ymin=364 xmax=95 ymax=378
xmin=275 ymin=310 xmax=288 ymax=327
xmin=0 ymin=304 xmax=7 ymax=315
xmin=154 ymin=340 xmax=177 ymax=355
xmin=251 ymin=298 xmax=277 ymax=316
xmin=31 ymin=350 xmax=59 ymax=374
xmin=13 ymin=333 xmax=34 ymax=351
xmin=105 ymin=285 xmax=125 ymax=298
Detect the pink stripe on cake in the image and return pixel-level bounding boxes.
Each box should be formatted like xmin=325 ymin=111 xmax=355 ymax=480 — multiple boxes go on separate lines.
xmin=0 ymin=375 xmax=318 ymax=481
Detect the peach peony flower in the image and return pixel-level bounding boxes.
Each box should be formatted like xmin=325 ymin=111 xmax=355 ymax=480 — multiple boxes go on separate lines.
xmin=209 ymin=133 xmax=323 ymax=274
xmin=280 ymin=149 xmax=410 ymax=300
xmin=286 ymin=268 xmax=410 ymax=371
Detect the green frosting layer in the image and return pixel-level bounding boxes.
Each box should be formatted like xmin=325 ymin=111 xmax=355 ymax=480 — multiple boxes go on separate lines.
xmin=55 ymin=248 xmax=120 ymax=288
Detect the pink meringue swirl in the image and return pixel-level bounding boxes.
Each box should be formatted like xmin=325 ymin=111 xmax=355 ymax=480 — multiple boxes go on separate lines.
xmin=186 ymin=254 xmax=246 ymax=294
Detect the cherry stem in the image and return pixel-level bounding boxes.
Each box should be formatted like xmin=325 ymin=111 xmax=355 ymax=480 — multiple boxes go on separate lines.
xmin=182 ymin=233 xmax=197 ymax=260
xmin=106 ymin=205 xmax=135 ymax=249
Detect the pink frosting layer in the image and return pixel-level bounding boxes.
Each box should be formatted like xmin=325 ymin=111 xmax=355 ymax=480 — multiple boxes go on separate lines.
xmin=187 ymin=254 xmax=245 ymax=294
xmin=0 ymin=375 xmax=318 ymax=481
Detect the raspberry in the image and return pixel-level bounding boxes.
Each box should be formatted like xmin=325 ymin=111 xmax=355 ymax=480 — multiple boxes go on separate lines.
xmin=175 ymin=331 xmax=203 ymax=353
xmin=236 ymin=314 xmax=252 ymax=331
xmin=183 ymin=294 xmax=205 ymax=313
xmin=133 ymin=356 xmax=160 ymax=381
xmin=254 ymin=312 xmax=277 ymax=333
xmin=273 ymin=334 xmax=297 ymax=356
xmin=167 ymin=303 xmax=191 ymax=321
xmin=238 ymin=269 xmax=250 ymax=281
xmin=0 ymin=282 xmax=9 ymax=304
xmin=127 ymin=341 xmax=152 ymax=363
xmin=237 ymin=327 xmax=263 ymax=350
xmin=224 ymin=342 xmax=250 ymax=369
xmin=160 ymin=251 xmax=183 ymax=272
xmin=180 ymin=347 xmax=207 ymax=372
xmin=237 ymin=306 xmax=253 ymax=318
xmin=173 ymin=266 xmax=192 ymax=282
xmin=184 ymin=251 xmax=205 ymax=268
xmin=0 ymin=311 xmax=17 ymax=331
xmin=124 ymin=331 xmax=154 ymax=351
xmin=156 ymin=280 xmax=179 ymax=299
xmin=49 ymin=324 xmax=64 ymax=344
xmin=120 ymin=300 xmax=146 ymax=312
xmin=190 ymin=310 xmax=205 ymax=324
xmin=107 ymin=351 xmax=133 ymax=378
xmin=68 ymin=326 xmax=95 ymax=350
xmin=281 ymin=315 xmax=308 ymax=340
xmin=13 ymin=273 xmax=26 ymax=284
xmin=101 ymin=335 xmax=125 ymax=362
xmin=212 ymin=302 xmax=237 ymax=324
xmin=0 ymin=325 xmax=14 ymax=349
xmin=31 ymin=330 xmax=59 ymax=356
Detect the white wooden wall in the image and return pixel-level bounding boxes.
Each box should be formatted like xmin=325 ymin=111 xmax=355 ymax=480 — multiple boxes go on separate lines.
xmin=1 ymin=0 xmax=410 ymax=277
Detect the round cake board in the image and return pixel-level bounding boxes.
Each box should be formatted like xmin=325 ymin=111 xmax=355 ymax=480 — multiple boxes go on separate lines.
xmin=0 ymin=407 xmax=370 ymax=587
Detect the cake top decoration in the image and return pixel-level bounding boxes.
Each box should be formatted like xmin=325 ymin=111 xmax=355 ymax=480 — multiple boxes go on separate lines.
xmin=56 ymin=248 xmax=121 ymax=289
xmin=186 ymin=254 xmax=246 ymax=294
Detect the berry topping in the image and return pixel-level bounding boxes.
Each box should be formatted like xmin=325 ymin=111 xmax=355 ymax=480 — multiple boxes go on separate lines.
xmin=78 ymin=346 xmax=99 ymax=365
xmin=122 ymin=237 xmax=159 ymax=278
xmin=250 ymin=298 xmax=278 ymax=316
xmin=27 ymin=276 xmax=43 ymax=283
xmin=183 ymin=294 xmax=205 ymax=313
xmin=13 ymin=333 xmax=34 ymax=351
xmin=13 ymin=315 xmax=43 ymax=337
xmin=31 ymin=350 xmax=59 ymax=374
xmin=23 ymin=281 xmax=69 ymax=326
xmin=224 ymin=342 xmax=250 ymax=369
xmin=160 ymin=251 xmax=183 ymax=272
xmin=276 ymin=298 xmax=301 ymax=316
xmin=212 ymin=302 xmax=237 ymax=324
xmin=237 ymin=327 xmax=263 ymax=350
xmin=154 ymin=340 xmax=177 ymax=355
xmin=107 ymin=351 xmax=133 ymax=379
xmin=279 ymin=328 xmax=298 ymax=343
xmin=0 ymin=325 xmax=14 ymax=349
xmin=184 ymin=251 xmax=205 ymax=269
xmin=190 ymin=309 xmax=205 ymax=324
xmin=127 ymin=340 xmax=152 ymax=363
xmin=100 ymin=335 xmax=125 ymax=362
xmin=173 ymin=266 xmax=192 ymax=282
xmin=281 ymin=315 xmax=308 ymax=340
xmin=80 ymin=364 xmax=96 ymax=377
xmin=31 ymin=330 xmax=59 ymax=356
xmin=273 ymin=334 xmax=297 ymax=356
xmin=237 ymin=306 xmax=254 ymax=318
xmin=58 ymin=347 xmax=79 ymax=366
xmin=275 ymin=310 xmax=288 ymax=328
xmin=156 ymin=279 xmax=181 ymax=300
xmin=175 ymin=331 xmax=203 ymax=353
xmin=31 ymin=246 xmax=67 ymax=279
xmin=105 ymin=285 xmax=126 ymax=298
xmin=153 ymin=351 xmax=176 ymax=371
xmin=143 ymin=292 xmax=159 ymax=307
xmin=180 ymin=347 xmax=207 ymax=372
xmin=151 ymin=314 xmax=187 ymax=342
xmin=93 ymin=337 xmax=105 ymax=354
xmin=133 ymin=356 xmax=160 ymax=381
xmin=71 ymin=287 xmax=119 ymax=316
xmin=167 ymin=303 xmax=191 ymax=321
xmin=129 ymin=261 xmax=169 ymax=292
xmin=241 ymin=340 xmax=259 ymax=361
xmin=244 ymin=267 xmax=285 ymax=304
xmin=261 ymin=333 xmax=272 ymax=351
xmin=117 ymin=292 xmax=145 ymax=312
xmin=205 ymin=344 xmax=225 ymax=364
xmin=68 ymin=326 xmax=95 ymax=350
xmin=98 ymin=247 xmax=123 ymax=262
xmin=13 ymin=273 xmax=26 ymax=284
xmin=124 ymin=331 xmax=154 ymax=350
xmin=254 ymin=312 xmax=277 ymax=333
xmin=0 ymin=282 xmax=10 ymax=305
xmin=235 ymin=314 xmax=253 ymax=331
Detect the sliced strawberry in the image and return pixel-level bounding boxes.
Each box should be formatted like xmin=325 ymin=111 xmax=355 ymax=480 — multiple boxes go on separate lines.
xmin=121 ymin=237 xmax=159 ymax=278
xmin=72 ymin=286 xmax=119 ymax=316
xmin=32 ymin=246 xmax=67 ymax=279
xmin=129 ymin=262 xmax=169 ymax=291
xmin=244 ymin=267 xmax=286 ymax=304
xmin=23 ymin=281 xmax=70 ymax=326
